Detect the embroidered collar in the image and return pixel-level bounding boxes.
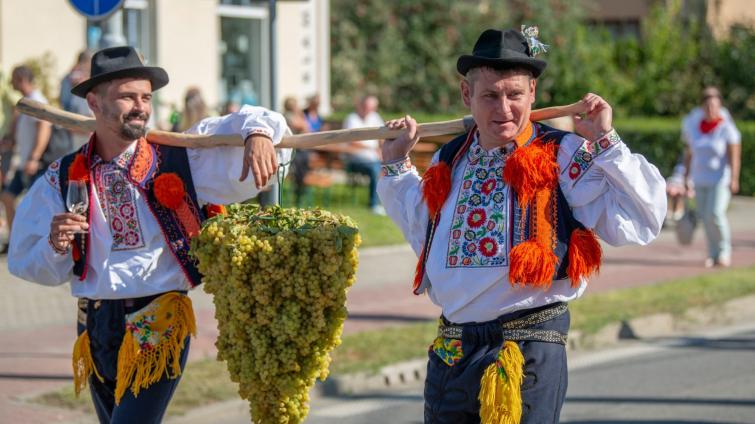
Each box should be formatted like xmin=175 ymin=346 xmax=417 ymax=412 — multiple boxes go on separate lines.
xmin=91 ymin=141 xmax=137 ymax=170
xmin=83 ymin=136 xmax=156 ymax=186
xmin=468 ymin=134 xmax=515 ymax=163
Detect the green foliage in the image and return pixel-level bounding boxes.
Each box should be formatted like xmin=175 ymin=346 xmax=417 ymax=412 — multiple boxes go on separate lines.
xmin=716 ymin=25 xmax=755 ymax=119
xmin=331 ymin=0 xmax=755 ymax=120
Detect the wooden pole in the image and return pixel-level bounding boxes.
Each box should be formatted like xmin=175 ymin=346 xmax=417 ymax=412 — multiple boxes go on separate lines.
xmin=16 ymin=98 xmax=586 ymax=149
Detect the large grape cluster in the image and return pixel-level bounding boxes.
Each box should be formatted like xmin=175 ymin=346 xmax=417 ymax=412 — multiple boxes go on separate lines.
xmin=191 ymin=204 xmax=360 ymax=423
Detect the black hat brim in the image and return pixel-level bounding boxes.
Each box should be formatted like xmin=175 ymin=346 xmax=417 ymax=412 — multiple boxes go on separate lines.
xmin=457 ymin=55 xmax=547 ymax=78
xmin=71 ymin=66 xmax=169 ymax=97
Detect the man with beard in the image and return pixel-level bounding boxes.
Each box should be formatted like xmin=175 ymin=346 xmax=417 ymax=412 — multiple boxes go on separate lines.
xmin=8 ymin=46 xmax=290 ymax=423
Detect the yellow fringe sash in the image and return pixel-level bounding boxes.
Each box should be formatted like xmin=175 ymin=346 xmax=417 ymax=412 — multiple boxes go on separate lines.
xmin=115 ymin=292 xmax=196 ymax=404
xmin=71 ymin=293 xmax=196 ymax=404
xmin=72 ymin=329 xmax=104 ymax=396
xmin=478 ymin=340 xmax=525 ymax=424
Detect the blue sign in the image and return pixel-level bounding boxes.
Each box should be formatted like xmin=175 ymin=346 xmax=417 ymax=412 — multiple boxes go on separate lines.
xmin=68 ymin=0 xmax=125 ymax=21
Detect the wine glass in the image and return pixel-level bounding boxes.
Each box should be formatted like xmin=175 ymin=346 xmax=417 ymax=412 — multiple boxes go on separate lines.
xmin=66 ymin=180 xmax=89 ymax=233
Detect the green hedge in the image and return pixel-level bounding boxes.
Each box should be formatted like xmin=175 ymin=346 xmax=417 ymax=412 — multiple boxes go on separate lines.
xmin=615 ymin=118 xmax=755 ymax=196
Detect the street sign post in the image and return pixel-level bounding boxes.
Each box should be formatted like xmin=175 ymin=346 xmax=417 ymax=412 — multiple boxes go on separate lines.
xmin=68 ymin=0 xmax=125 ymax=21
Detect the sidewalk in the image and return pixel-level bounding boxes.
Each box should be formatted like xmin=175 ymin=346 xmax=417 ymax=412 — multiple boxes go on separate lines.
xmin=1 ymin=196 xmax=754 ymax=423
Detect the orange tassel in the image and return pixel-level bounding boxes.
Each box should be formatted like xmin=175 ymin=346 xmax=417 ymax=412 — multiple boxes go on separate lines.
xmin=509 ymin=240 xmax=558 ymax=288
xmin=412 ymin=248 xmax=426 ymax=294
xmin=567 ymin=229 xmax=602 ymax=287
xmin=68 ymin=153 xmax=90 ymax=182
xmin=503 ymin=142 xmax=558 ymax=206
xmin=205 ymin=203 xmax=227 ymax=218
xmin=153 ymin=173 xmax=186 ymax=210
xmin=72 ymin=241 xmax=81 ymax=262
xmin=422 ymin=162 xmax=452 ymax=217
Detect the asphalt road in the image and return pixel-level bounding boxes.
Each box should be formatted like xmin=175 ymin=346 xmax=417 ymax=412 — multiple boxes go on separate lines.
xmin=300 ymin=324 xmax=755 ymax=424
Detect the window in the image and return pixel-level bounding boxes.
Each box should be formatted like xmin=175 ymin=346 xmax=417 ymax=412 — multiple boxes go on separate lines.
xmin=217 ymin=2 xmax=270 ymax=108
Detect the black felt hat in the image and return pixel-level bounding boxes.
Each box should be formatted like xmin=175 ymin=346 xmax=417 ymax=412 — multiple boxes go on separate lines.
xmin=71 ymin=46 xmax=169 ymax=97
xmin=457 ymin=29 xmax=547 ymax=77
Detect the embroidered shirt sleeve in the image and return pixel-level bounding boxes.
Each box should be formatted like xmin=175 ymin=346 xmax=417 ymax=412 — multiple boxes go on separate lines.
xmin=382 ymin=157 xmax=414 ymax=176
xmin=44 ymin=159 xmax=62 ymax=193
xmin=557 ymin=131 xmax=666 ymax=247
xmin=563 ymin=129 xmax=622 ymax=185
xmin=7 ymin=176 xmax=73 ymax=285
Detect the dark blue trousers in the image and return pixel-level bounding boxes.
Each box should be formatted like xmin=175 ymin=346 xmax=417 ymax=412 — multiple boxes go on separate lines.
xmin=77 ymin=297 xmax=190 ymax=424
xmin=424 ymin=303 xmax=570 ymax=424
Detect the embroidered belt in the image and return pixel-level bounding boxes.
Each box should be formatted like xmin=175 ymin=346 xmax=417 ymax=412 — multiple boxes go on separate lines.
xmin=438 ymin=303 xmax=569 ymax=345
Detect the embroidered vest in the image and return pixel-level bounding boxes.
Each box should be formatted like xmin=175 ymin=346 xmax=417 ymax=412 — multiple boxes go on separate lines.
xmin=59 ymin=138 xmax=206 ymax=287
xmin=413 ymin=122 xmax=601 ymax=295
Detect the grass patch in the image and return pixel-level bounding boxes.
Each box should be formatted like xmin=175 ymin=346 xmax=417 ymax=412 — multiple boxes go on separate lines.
xmin=570 ymin=265 xmax=755 ymax=333
xmin=33 ymin=265 xmax=755 ymax=415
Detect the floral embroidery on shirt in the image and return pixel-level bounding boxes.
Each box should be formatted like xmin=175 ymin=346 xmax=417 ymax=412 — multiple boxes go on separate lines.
xmin=432 ymin=336 xmax=464 ymax=366
xmin=446 ymin=143 xmax=509 ymax=268
xmin=381 ymin=157 xmax=414 ymax=176
xmin=565 ymin=129 xmax=621 ymax=184
xmin=93 ymin=148 xmax=146 ymax=251
xmin=44 ymin=159 xmax=62 ymax=192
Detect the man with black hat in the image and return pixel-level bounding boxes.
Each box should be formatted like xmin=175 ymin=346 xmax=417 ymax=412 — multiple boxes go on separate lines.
xmin=378 ymin=27 xmax=666 ymax=423
xmin=8 ymin=46 xmax=290 ymax=423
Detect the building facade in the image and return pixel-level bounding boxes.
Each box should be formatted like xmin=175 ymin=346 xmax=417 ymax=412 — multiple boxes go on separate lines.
xmin=0 ymin=0 xmax=330 ymax=126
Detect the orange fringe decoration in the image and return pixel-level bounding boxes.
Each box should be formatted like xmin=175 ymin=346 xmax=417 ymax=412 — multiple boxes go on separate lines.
xmin=422 ymin=162 xmax=452 ymax=216
xmin=68 ymin=153 xmax=90 ymax=182
xmin=205 ymin=203 xmax=227 ymax=218
xmin=508 ymin=240 xmax=558 ymax=288
xmin=176 ymin=203 xmax=201 ymax=238
xmin=153 ymin=173 xmax=186 ymax=210
xmin=502 ymin=141 xmax=558 ymax=206
xmin=72 ymin=242 xmax=81 ymax=262
xmin=413 ymin=248 xmax=426 ymax=294
xmin=567 ymin=229 xmax=602 ymax=287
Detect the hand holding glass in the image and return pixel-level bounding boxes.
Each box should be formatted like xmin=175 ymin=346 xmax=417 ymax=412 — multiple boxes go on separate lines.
xmin=66 ymin=180 xmax=89 ymax=233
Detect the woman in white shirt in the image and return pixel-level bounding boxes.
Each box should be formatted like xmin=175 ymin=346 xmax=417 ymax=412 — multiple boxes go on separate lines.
xmin=682 ymin=86 xmax=741 ymax=267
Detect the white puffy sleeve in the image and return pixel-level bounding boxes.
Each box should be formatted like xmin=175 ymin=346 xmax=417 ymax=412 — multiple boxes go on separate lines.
xmin=8 ymin=163 xmax=74 ymax=285
xmin=377 ymin=156 xmax=432 ymax=256
xmin=557 ymin=130 xmax=667 ymax=246
xmin=185 ymin=105 xmax=293 ymax=204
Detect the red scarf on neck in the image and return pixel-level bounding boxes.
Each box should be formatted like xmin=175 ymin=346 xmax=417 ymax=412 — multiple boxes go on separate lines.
xmin=700 ymin=117 xmax=722 ymax=134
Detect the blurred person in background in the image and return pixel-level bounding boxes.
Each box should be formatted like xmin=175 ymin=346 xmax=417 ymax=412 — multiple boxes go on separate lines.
xmin=283 ymin=96 xmax=312 ymax=206
xmin=303 ymin=93 xmax=329 ymax=133
xmin=60 ymin=50 xmax=94 ymax=150
xmin=343 ymin=94 xmax=385 ymax=214
xmin=1 ymin=65 xmax=51 ymax=238
xmin=682 ymin=86 xmax=741 ymax=268
xmin=172 ymin=86 xmax=210 ymax=132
